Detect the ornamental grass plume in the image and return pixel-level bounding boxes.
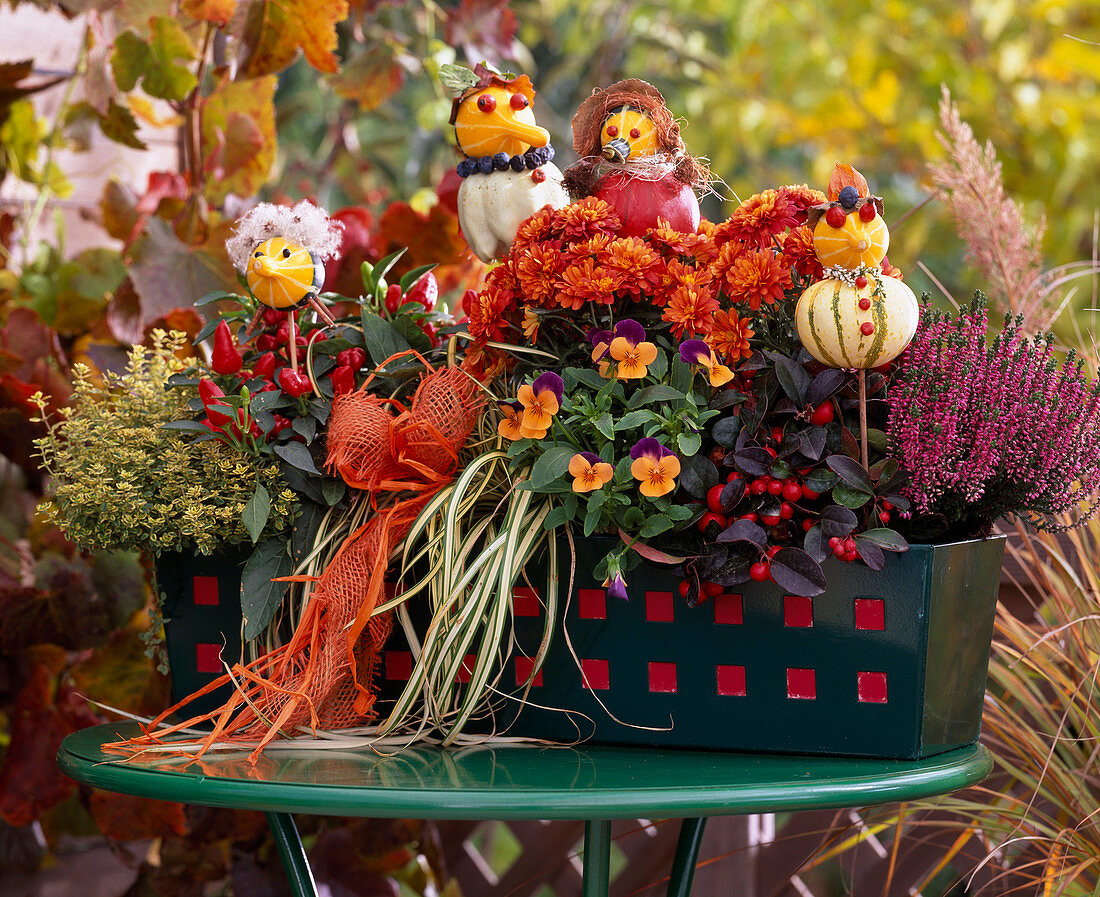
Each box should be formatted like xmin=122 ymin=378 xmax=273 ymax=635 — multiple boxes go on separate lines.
xmin=887 ymin=293 xmax=1100 ymax=538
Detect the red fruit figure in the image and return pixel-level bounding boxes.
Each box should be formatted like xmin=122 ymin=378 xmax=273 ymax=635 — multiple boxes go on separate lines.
xmin=825 ymin=205 xmax=846 ymax=228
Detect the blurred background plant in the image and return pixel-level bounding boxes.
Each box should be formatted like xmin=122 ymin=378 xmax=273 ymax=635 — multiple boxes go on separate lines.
xmin=0 ymin=0 xmax=1097 ymax=894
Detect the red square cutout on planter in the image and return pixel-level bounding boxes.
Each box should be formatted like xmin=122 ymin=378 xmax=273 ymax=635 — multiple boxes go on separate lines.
xmin=515 ymin=656 xmax=543 ymax=687
xmin=385 ymin=650 xmax=413 ymax=681
xmin=645 ymin=591 xmax=675 ymax=622
xmin=648 ymin=662 xmax=678 ymax=693
xmin=716 ymin=664 xmax=747 ymax=696
xmin=786 ymin=667 xmax=816 ymax=700
xmin=192 ymin=576 xmax=219 ymax=606
xmin=195 ymin=643 xmax=223 ymax=674
xmin=457 ymin=654 xmax=476 ymax=684
xmin=578 ymin=588 xmax=607 ymax=619
xmin=513 ymin=586 xmax=540 ymax=617
xmin=783 ymin=595 xmax=814 ymax=628
xmin=855 ymin=598 xmax=886 ymax=630
xmin=858 ymin=671 xmax=888 ymax=703
xmin=581 ymin=658 xmax=610 ymax=691
xmin=713 ymin=593 xmax=743 ymax=625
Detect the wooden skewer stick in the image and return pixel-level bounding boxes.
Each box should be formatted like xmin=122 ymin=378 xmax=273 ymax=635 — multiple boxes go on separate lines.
xmin=287 ymin=310 xmax=298 ymax=374
xmin=858 ymin=367 xmax=869 ymax=471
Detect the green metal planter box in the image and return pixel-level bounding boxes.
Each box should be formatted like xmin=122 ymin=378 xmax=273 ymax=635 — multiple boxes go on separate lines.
xmin=381 ymin=534 xmax=1006 ymax=759
xmin=155 ymin=548 xmax=250 ymax=718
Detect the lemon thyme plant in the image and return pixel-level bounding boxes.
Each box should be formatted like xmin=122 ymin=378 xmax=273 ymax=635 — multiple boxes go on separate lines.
xmin=33 ymin=331 xmax=297 ymax=556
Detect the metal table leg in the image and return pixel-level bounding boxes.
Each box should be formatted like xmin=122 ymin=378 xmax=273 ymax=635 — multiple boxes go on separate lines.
xmin=582 ymin=820 xmax=613 ymax=897
xmin=265 ymin=811 xmax=318 ymax=897
xmin=666 ymin=818 xmax=707 ymax=897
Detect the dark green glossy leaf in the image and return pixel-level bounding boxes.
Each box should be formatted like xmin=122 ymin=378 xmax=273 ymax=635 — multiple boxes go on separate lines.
xmin=274 ymin=441 xmax=322 ymax=476
xmin=240 ymin=539 xmax=292 ymax=639
xmin=833 ymin=483 xmax=871 ymax=508
xmin=716 ymin=518 xmax=766 ymax=547
xmin=826 ymin=454 xmax=875 ymax=493
xmin=856 ymin=528 xmax=908 ymax=551
xmin=677 ymin=454 xmax=718 ymax=500
xmin=242 ymin=483 xmax=270 ymax=544
xmin=769 ymin=548 xmax=826 ymax=596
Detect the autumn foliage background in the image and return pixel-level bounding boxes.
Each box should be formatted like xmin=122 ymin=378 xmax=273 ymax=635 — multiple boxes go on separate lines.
xmin=0 ymin=0 xmax=1097 ymax=894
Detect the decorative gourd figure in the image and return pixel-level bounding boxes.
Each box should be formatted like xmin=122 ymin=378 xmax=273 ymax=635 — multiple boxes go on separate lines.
xmin=795 ymin=163 xmax=918 ymax=370
xmin=443 ymin=63 xmax=568 ymax=262
xmin=564 ymin=79 xmax=709 ymax=238
xmin=225 ymin=201 xmax=343 ymax=372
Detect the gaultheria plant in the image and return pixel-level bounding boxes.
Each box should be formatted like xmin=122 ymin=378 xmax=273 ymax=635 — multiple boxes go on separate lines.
xmin=887 ymin=293 xmax=1100 ymax=539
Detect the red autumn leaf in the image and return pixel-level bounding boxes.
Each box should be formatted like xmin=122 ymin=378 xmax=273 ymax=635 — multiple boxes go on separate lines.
xmin=0 ymin=665 xmax=77 ymax=826
xmin=444 ymin=0 xmax=519 ymax=65
xmin=105 ymin=278 xmax=145 ymax=345
xmin=89 ymin=791 xmax=188 ymax=842
xmin=135 ymin=171 xmax=190 ymax=216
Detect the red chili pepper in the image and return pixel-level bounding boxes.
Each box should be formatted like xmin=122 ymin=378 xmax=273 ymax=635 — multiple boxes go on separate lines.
xmin=256 ymin=333 xmax=280 ymax=352
xmin=418 ymin=320 xmax=440 ymax=347
xmin=336 ymin=347 xmax=367 ymax=370
xmin=384 ymin=283 xmax=403 ymax=315
xmin=277 ymin=367 xmax=312 ymax=398
xmin=211 ymin=320 xmax=244 ymax=375
xmin=406 ymin=272 xmax=438 ymax=312
xmin=271 ymin=414 xmax=293 ymax=436
xmin=331 ymin=364 xmax=355 ymax=396
xmin=252 ymin=351 xmax=277 ymax=380
xmin=262 ymin=307 xmax=283 ymax=327
xmin=198 ymin=379 xmax=233 ymax=425
xmin=275 ymin=321 xmax=292 ymax=345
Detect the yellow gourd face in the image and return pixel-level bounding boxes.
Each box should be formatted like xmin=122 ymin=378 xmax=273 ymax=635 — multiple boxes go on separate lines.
xmin=812 ymin=211 xmax=890 ymax=270
xmin=454 ymin=86 xmax=550 ymax=158
xmin=599 ymin=106 xmax=659 ymax=161
xmin=247 ymin=237 xmax=323 ymax=310
xmin=795 ymin=275 xmax=919 ymax=369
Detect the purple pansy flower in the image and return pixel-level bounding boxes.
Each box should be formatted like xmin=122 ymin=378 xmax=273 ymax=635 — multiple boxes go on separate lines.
xmin=630 ymin=436 xmax=675 ymax=461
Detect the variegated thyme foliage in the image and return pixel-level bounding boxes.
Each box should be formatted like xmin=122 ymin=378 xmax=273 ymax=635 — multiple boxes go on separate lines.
xmin=33 ymin=331 xmax=298 ymax=555
xmin=887 ymin=294 xmax=1100 ymax=536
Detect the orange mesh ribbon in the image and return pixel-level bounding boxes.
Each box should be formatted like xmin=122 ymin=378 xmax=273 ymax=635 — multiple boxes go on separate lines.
xmin=109 ymin=362 xmax=483 ymax=762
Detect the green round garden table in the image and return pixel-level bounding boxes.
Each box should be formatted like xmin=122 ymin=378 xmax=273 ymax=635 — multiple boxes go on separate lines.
xmin=58 ymin=721 xmax=991 ymax=897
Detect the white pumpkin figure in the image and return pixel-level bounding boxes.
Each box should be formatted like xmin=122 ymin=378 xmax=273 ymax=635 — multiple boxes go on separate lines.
xmin=446 ymin=64 xmax=568 ymax=262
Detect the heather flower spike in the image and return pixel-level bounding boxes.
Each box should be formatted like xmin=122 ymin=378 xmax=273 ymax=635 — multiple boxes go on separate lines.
xmin=497 ymin=401 xmax=525 ymax=441
xmin=568 ymin=452 xmax=614 ymax=493
xmin=679 ymin=339 xmax=735 ymax=387
xmin=630 ymin=437 xmax=681 ymax=497
xmin=609 ymin=319 xmax=658 ymax=380
xmin=517 ymin=371 xmax=564 ymax=438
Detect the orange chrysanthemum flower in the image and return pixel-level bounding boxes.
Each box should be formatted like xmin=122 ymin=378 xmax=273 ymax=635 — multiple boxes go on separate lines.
xmin=497 ymin=402 xmax=525 ymax=441
xmin=722 ymin=248 xmax=792 ymax=311
xmin=557 ymin=196 xmax=621 ymax=240
xmin=780 ymin=226 xmax=823 ymax=281
xmin=602 ymin=237 xmax=662 ymax=298
xmin=568 ymin=452 xmax=615 ymax=493
xmin=467 ymin=283 xmax=515 ymax=344
xmin=558 ymin=258 xmax=625 ymax=309
xmin=715 ymin=189 xmax=801 ymax=249
xmin=666 ymin=258 xmax=714 ymax=291
xmin=707 ymin=309 xmax=755 ymax=362
xmin=662 ymin=283 xmax=719 ymax=339
xmin=521 ymin=306 xmax=540 ymax=342
xmin=571 ymin=232 xmax=614 ymax=259
xmin=512 ymin=207 xmax=560 ymax=252
xmin=646 ymin=218 xmax=712 ymax=259
xmin=515 ymin=240 xmax=563 ymax=307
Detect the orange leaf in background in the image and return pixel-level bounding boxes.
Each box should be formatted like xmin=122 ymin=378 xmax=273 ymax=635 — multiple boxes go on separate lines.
xmin=329 ymin=40 xmax=405 ymax=111
xmin=201 ymin=76 xmax=276 ymax=203
xmin=827 ymin=162 xmax=870 ymax=201
xmin=89 ymin=791 xmax=187 ymax=842
xmin=236 ymin=0 xmax=349 ymax=78
xmin=376 ymin=202 xmax=484 ymax=293
xmin=181 ymin=0 xmax=238 ymax=26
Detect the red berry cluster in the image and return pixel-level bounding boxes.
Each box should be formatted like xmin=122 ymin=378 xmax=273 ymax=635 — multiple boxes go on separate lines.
xmin=382 ymin=273 xmax=442 ymax=348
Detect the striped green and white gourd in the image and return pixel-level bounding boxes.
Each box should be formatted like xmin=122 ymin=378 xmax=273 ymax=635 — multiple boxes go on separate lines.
xmin=795 ymin=273 xmax=918 ymax=369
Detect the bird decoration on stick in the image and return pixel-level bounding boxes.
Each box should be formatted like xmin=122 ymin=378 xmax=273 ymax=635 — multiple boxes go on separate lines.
xmin=225 ymin=201 xmax=343 ymax=374
xmin=564 ymin=79 xmax=709 ymax=238
xmin=442 ymin=62 xmax=568 ymax=262
xmin=794 ymin=163 xmax=919 ymax=468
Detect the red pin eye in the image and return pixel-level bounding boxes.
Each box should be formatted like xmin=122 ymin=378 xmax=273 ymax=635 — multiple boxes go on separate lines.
xmin=476 ymin=94 xmax=497 ymax=113
xmin=605 ymin=124 xmax=619 ymax=137
xmin=630 ymin=128 xmax=641 ymax=139
xmin=509 ymin=93 xmax=529 ymax=110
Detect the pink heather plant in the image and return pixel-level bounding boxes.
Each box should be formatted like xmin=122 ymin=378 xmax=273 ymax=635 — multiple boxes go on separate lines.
xmin=887 ymin=293 xmax=1100 ymax=538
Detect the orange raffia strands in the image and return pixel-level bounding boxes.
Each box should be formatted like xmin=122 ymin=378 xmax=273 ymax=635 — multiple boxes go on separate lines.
xmin=105 ymin=358 xmax=484 ymax=763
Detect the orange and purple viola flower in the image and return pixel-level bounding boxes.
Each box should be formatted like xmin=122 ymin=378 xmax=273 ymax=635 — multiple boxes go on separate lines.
xmin=568 ymin=451 xmax=615 ymax=493
xmin=679 ymin=339 xmax=735 ymax=387
xmin=629 ymin=436 xmax=681 ymax=498
xmin=608 ymin=319 xmax=658 ymax=380
xmin=517 ymin=371 xmax=564 ymax=438
xmin=496 ymin=400 xmax=525 ymax=441
xmin=602 ymin=568 xmax=628 ymax=601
